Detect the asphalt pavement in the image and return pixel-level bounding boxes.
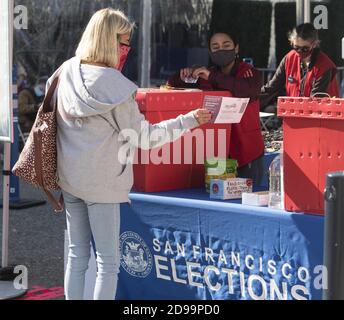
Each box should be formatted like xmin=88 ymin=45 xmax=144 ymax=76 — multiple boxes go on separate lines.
xmin=0 ymin=161 xmax=66 ymax=299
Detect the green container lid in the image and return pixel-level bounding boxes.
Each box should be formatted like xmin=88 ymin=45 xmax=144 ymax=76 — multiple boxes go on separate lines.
xmin=205 ymin=158 xmax=238 ymax=168
xmin=205 ymin=158 xmax=238 ymax=175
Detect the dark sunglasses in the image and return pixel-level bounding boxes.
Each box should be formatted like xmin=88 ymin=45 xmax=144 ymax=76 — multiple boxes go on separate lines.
xmin=292 ymin=45 xmax=312 ymax=53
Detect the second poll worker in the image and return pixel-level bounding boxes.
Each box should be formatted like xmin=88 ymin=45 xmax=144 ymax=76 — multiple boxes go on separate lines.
xmin=167 ymin=30 xmax=265 ymax=185
xmin=261 ymin=23 xmax=339 ymax=107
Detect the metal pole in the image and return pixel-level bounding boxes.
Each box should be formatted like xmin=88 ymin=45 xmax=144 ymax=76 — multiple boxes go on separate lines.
xmin=1 ymin=143 xmax=11 ymax=268
xmin=138 ymin=0 xmax=151 ymax=88
xmin=303 ymin=0 xmax=311 ymax=23
xmin=10 ymin=65 xmax=20 ymax=202
xmin=296 ymin=0 xmax=304 ymax=25
xmin=323 ymin=171 xmax=344 ymax=300
xmin=1 ymin=0 xmax=13 ymax=268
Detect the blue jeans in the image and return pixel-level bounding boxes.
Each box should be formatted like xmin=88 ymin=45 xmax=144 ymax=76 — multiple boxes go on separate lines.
xmin=63 ymin=190 xmax=121 ymax=300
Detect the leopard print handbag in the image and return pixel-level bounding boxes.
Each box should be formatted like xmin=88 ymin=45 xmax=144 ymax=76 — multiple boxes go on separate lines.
xmin=12 ymin=76 xmax=64 ymax=213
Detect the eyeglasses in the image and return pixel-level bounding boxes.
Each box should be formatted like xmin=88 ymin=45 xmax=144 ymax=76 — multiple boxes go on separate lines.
xmin=292 ymin=45 xmax=312 ymax=53
xmin=117 ymin=32 xmax=132 ymax=46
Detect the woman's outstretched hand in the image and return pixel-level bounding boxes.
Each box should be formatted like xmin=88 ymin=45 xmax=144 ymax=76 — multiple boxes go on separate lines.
xmin=193 ymin=108 xmax=213 ymax=125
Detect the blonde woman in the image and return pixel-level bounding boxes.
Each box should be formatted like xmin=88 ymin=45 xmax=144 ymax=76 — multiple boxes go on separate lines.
xmin=47 ymin=8 xmax=211 ymax=300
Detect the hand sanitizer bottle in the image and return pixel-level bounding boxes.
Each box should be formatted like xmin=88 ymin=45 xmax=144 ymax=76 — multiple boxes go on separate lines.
xmin=268 ymin=148 xmax=284 ymax=210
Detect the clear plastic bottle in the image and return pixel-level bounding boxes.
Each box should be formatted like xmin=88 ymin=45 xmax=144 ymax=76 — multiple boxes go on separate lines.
xmin=268 ymin=151 xmax=284 ymax=209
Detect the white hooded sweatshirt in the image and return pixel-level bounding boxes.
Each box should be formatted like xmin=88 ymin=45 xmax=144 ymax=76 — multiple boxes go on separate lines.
xmin=47 ymin=57 xmax=199 ymax=203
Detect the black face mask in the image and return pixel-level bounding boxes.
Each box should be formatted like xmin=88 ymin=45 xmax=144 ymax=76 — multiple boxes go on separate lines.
xmin=210 ymin=49 xmax=236 ymax=67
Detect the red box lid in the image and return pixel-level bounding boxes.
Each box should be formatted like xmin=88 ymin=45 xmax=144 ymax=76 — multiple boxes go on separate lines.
xmin=136 ymin=89 xmax=231 ymax=112
xmin=278 ymin=97 xmax=344 ymax=120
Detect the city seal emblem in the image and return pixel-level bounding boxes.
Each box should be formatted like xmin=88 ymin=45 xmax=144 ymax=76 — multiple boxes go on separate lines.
xmin=119 ymin=231 xmax=153 ymax=278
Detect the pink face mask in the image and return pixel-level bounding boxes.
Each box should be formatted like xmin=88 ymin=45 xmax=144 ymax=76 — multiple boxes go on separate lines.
xmin=117 ymin=43 xmax=131 ymax=71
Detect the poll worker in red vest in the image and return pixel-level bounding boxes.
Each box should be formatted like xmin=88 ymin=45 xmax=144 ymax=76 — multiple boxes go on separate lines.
xmin=167 ymin=30 xmax=265 ymax=185
xmin=261 ymin=23 xmax=339 ymax=107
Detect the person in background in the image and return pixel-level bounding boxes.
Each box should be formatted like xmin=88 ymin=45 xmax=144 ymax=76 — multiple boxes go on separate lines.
xmin=18 ymin=76 xmax=39 ymax=133
xmin=48 ymin=8 xmax=211 ymax=300
xmin=34 ymin=76 xmax=49 ymax=104
xmin=167 ymin=30 xmax=265 ymax=185
xmin=260 ymin=23 xmax=339 ymax=109
xmin=18 ymin=75 xmax=49 ymax=133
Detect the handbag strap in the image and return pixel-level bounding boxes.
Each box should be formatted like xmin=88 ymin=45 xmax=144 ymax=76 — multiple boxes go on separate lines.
xmin=42 ymin=76 xmax=59 ymax=113
xmin=43 ymin=189 xmax=64 ymax=213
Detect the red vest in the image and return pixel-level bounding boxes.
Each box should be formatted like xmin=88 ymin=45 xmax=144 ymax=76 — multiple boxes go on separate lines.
xmin=284 ymin=50 xmax=339 ymax=97
xmin=200 ymin=62 xmax=265 ymax=167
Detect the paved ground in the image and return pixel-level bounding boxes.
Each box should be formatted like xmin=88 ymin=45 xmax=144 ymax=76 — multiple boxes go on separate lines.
xmin=0 ymin=156 xmax=66 ymax=299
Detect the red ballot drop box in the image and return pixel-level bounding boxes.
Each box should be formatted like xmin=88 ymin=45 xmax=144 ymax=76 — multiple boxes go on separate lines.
xmin=278 ymin=97 xmax=344 ymax=215
xmin=133 ymin=89 xmax=232 ymax=192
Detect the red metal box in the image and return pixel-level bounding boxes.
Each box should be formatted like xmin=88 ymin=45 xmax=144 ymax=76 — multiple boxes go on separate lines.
xmin=133 ymin=89 xmax=232 ymax=192
xmin=278 ymin=97 xmax=344 ymax=215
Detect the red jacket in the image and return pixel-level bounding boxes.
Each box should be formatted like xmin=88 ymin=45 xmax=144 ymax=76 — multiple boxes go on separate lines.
xmin=219 ymin=62 xmax=264 ymax=167
xmin=285 ymin=50 xmax=339 ymax=97
xmin=168 ymin=61 xmax=265 ymax=167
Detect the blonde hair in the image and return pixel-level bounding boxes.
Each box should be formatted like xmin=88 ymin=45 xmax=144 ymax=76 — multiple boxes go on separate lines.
xmin=76 ymin=8 xmax=134 ymax=67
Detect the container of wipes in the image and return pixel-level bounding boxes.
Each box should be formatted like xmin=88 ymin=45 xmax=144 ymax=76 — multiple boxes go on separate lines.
xmin=210 ymin=178 xmax=253 ymax=200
